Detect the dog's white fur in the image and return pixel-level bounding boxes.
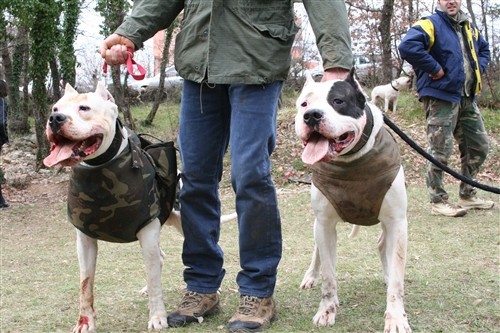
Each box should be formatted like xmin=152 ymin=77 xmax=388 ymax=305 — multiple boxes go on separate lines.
xmin=371 ymin=76 xmax=412 ymax=113
xmin=45 ymin=82 xmax=172 ymax=332
xmin=45 ymin=83 xmax=234 ymax=333
xmin=295 ymin=73 xmax=411 ymax=333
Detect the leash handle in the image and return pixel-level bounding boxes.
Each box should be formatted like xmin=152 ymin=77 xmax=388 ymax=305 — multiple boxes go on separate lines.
xmin=102 ymin=47 xmax=146 ymax=81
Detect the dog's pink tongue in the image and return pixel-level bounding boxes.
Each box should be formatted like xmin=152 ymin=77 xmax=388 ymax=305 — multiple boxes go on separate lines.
xmin=302 ymin=136 xmax=329 ymax=165
xmin=43 ymin=143 xmax=74 ymax=167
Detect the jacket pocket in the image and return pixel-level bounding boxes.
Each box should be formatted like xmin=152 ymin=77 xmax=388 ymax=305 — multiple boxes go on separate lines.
xmin=252 ymin=22 xmax=298 ymax=41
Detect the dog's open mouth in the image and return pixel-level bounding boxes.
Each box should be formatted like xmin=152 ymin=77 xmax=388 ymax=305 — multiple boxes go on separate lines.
xmin=302 ymin=131 xmax=355 ymax=164
xmin=43 ymin=133 xmax=103 ymax=167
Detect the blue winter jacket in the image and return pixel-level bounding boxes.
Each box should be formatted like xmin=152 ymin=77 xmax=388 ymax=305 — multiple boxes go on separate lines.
xmin=398 ymin=10 xmax=490 ymax=103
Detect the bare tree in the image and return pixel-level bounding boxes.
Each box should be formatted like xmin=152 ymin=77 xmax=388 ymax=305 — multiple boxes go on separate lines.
xmin=95 ymin=0 xmax=133 ymax=128
xmin=144 ymin=18 xmax=180 ymax=126
xmin=465 ymin=0 xmax=477 ymax=26
xmin=378 ymin=0 xmax=395 ymax=82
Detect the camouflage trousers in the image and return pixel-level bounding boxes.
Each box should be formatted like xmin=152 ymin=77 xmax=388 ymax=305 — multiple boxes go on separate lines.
xmin=422 ymin=96 xmax=489 ymax=203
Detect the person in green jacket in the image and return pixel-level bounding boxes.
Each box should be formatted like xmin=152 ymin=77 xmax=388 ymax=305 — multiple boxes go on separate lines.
xmin=100 ymin=1 xmax=353 ymax=331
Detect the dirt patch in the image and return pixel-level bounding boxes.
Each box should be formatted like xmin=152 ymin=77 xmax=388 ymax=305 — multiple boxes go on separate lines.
xmin=1 ymin=111 xmax=498 ymax=207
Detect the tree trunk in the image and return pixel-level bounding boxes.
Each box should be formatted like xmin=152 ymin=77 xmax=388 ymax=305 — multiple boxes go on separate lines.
xmin=465 ymin=0 xmax=477 ymax=27
xmin=8 ymin=27 xmax=31 ymax=134
xmin=31 ymin=0 xmax=60 ymax=168
xmin=49 ymin=57 xmax=61 ymax=101
xmin=144 ymin=20 xmax=178 ymax=126
xmin=378 ymin=0 xmax=395 ymax=81
xmin=60 ymin=0 xmax=80 ymax=87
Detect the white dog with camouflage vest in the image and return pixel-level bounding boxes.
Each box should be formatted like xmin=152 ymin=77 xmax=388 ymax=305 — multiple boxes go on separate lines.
xmin=44 ymin=82 xmax=179 ymax=332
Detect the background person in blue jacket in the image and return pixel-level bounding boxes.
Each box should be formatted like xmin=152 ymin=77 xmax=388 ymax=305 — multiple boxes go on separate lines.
xmin=398 ymin=0 xmax=493 ymax=217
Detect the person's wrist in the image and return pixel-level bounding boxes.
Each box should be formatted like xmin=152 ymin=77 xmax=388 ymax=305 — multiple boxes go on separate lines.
xmin=322 ymin=68 xmax=350 ymax=81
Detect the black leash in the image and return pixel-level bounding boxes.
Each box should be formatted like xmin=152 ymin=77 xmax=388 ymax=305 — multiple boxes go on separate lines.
xmin=383 ymin=114 xmax=500 ymax=194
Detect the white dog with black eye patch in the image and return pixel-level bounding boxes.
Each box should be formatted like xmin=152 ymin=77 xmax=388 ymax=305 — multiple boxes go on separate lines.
xmin=371 ymin=76 xmax=412 ymax=113
xmin=295 ymin=69 xmax=411 ymax=333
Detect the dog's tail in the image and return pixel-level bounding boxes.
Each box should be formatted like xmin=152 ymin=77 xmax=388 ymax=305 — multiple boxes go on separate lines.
xmin=221 ymin=212 xmax=237 ymax=223
xmin=166 ymin=211 xmax=237 ymax=237
xmin=348 ymin=225 xmax=360 ymax=238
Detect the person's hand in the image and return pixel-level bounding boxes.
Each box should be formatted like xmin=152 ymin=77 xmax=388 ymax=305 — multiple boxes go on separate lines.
xmin=321 ymin=68 xmax=350 ymax=82
xmin=429 ymin=69 xmax=445 ymax=80
xmin=99 ymin=34 xmax=136 ymax=65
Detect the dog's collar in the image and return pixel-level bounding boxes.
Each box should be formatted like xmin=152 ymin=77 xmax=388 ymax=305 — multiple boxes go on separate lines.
xmin=390 ymin=81 xmax=399 ymax=91
xmin=84 ymin=120 xmax=124 ymax=166
xmin=345 ymin=104 xmax=374 ymax=155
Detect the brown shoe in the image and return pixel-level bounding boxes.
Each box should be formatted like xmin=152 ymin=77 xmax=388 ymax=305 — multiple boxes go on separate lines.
xmin=458 ymin=196 xmax=495 ymax=210
xmin=227 ymin=295 xmax=276 ymax=332
xmin=431 ymin=200 xmax=467 ymax=217
xmin=167 ymin=291 xmax=221 ymax=327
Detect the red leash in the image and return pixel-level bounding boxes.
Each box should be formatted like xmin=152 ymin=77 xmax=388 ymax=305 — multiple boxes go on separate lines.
xmin=102 ymin=47 xmax=146 ymax=80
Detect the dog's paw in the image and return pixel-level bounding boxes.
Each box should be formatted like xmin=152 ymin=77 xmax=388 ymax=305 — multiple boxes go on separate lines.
xmin=312 ymin=307 xmax=336 ymax=326
xmin=140 ymin=285 xmax=148 ymax=296
xmin=148 ymin=314 xmax=168 ymax=331
xmin=384 ymin=310 xmax=411 ymax=333
xmin=72 ymin=315 xmax=96 ymax=333
xmin=300 ymin=270 xmax=319 ymax=289
xmin=312 ymin=298 xmax=338 ymax=326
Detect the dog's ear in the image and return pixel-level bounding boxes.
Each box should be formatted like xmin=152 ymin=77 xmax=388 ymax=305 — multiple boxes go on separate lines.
xmin=95 ymin=81 xmax=115 ymax=103
xmin=345 ymin=68 xmax=357 ymax=86
xmin=344 ymin=68 xmax=366 ymax=108
xmin=63 ymin=83 xmax=78 ymax=97
xmin=304 ymin=71 xmax=315 ymax=86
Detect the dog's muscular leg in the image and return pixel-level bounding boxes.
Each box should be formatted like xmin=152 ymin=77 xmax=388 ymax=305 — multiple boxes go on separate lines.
xmin=137 ymin=219 xmax=168 ymax=331
xmin=300 ymin=243 xmax=320 ymax=289
xmin=310 ymin=186 xmax=340 ymax=326
xmin=313 ymin=217 xmax=339 ymax=326
xmin=73 ymin=231 xmax=98 ymax=333
xmin=378 ymin=168 xmax=411 ymax=333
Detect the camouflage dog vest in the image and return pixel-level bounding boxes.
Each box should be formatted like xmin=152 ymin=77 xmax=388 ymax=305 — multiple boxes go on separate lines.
xmin=67 ymin=131 xmax=176 ymax=243
xmin=311 ymin=127 xmax=402 ymax=226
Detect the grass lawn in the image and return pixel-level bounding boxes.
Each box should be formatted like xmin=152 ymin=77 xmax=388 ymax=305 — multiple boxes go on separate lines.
xmin=1 ymin=183 xmax=498 ymax=333
xmin=1 ymin=90 xmax=498 ymax=332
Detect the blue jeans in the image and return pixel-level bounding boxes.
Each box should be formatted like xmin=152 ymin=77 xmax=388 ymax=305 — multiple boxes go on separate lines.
xmin=178 ymin=80 xmax=283 ymax=298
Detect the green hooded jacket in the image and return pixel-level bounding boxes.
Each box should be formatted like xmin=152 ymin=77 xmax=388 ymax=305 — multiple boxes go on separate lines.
xmin=116 ymin=0 xmax=353 ymax=84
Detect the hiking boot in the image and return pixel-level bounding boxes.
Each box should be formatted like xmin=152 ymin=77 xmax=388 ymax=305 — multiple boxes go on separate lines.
xmin=458 ymin=196 xmax=495 ymax=210
xmin=167 ymin=291 xmax=221 ymax=327
xmin=228 ymin=295 xmax=276 ymax=333
xmin=431 ymin=201 xmax=467 ymax=217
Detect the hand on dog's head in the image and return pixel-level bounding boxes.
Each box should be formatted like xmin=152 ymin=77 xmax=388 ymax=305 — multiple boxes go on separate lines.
xmin=301 ymin=68 xmax=366 ymax=118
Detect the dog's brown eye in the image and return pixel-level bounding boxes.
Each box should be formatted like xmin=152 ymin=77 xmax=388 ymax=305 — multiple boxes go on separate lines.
xmin=79 ymin=105 xmax=90 ymax=111
xmin=53 ymin=107 xmax=58 ymax=112
xmin=301 ymin=101 xmax=307 ymax=107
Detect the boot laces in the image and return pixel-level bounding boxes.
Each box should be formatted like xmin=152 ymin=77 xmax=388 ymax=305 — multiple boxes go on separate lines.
xmin=238 ymin=295 xmax=261 ymax=315
xmin=179 ymin=291 xmax=203 ymax=309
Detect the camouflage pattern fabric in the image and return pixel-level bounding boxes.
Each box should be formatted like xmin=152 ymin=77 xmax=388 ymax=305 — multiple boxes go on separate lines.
xmin=311 ymin=127 xmax=402 ymax=226
xmin=67 ymin=134 xmax=171 ymax=243
xmin=138 ymin=135 xmax=178 ymax=222
xmin=422 ymin=96 xmax=489 ymax=203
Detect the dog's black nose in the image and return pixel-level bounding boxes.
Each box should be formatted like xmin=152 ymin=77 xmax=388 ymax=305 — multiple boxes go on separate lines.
xmin=303 ymin=109 xmax=324 ymax=128
xmin=48 ymin=113 xmax=67 ymax=132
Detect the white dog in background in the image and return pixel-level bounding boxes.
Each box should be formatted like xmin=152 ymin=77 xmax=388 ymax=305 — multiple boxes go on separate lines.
xmin=371 ymin=76 xmax=412 ymax=113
